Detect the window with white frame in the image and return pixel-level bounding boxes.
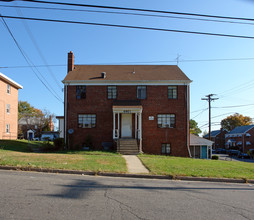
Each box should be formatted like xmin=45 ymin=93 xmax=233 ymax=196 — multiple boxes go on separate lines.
xmin=78 ymin=114 xmax=96 ymax=128
xmin=7 ymin=84 xmax=10 ymax=94
xmin=157 ymin=114 xmax=176 ymax=128
xmin=137 ymin=86 xmax=146 ymax=99
xmin=107 ymin=86 xmax=117 ymax=99
xmin=168 ymin=86 xmax=177 ymax=99
xmin=6 ymin=124 xmax=10 ymax=133
xmin=161 ymin=143 xmax=171 ymax=154
xmin=6 ymin=104 xmax=10 ymax=113
xmin=76 ymin=86 xmax=86 ymax=99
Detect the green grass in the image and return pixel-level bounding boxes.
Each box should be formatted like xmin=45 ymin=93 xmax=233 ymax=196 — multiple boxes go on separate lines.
xmin=0 ymin=140 xmax=127 ymax=173
xmin=138 ymin=154 xmax=254 ymax=180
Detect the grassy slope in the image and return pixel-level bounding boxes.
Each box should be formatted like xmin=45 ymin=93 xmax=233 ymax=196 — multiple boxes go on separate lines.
xmin=139 ymin=154 xmax=254 ymax=179
xmin=0 ymin=140 xmax=127 ymax=173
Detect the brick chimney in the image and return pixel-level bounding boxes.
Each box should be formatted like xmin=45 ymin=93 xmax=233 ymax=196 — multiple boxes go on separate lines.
xmin=67 ymin=51 xmax=74 ymax=72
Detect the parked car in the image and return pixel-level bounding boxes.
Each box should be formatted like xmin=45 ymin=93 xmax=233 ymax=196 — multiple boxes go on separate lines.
xmin=247 ymin=149 xmax=254 ymax=159
xmin=228 ymin=150 xmax=240 ymax=157
xmin=215 ymin=148 xmax=226 ymax=154
xmin=237 ymin=152 xmax=250 ymax=159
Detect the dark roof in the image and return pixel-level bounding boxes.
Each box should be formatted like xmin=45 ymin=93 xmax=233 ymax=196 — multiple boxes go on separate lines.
xmin=63 ymin=65 xmax=191 ymax=82
xmin=227 ymin=125 xmax=254 ymax=134
xmin=203 ymin=130 xmax=221 ymax=138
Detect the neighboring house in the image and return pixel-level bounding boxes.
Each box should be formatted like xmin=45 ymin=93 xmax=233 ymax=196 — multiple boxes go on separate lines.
xmin=225 ymin=125 xmax=254 ymax=153
xmin=203 ymin=129 xmax=228 ymax=149
xmin=62 ymin=51 xmax=192 ymax=156
xmin=19 ymin=116 xmax=54 ymax=139
xmin=0 ymin=72 xmax=23 ymax=140
xmin=190 ymin=134 xmax=213 ymax=159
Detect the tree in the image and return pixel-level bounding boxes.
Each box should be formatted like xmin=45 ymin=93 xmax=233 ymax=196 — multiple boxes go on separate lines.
xmin=221 ymin=113 xmax=252 ymax=131
xmin=189 ymin=119 xmax=201 ymax=136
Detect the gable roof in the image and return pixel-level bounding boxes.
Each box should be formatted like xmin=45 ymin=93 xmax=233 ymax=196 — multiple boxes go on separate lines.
xmin=0 ymin=72 xmax=23 ymax=89
xmin=63 ymin=65 xmax=191 ymax=84
xmin=227 ymin=125 xmax=254 ymax=134
xmin=203 ymin=129 xmax=226 ymax=138
xmin=190 ymin=134 xmax=214 ymax=146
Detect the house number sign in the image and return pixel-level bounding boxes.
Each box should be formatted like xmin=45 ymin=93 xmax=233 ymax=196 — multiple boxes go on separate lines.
xmin=123 ymin=110 xmax=131 ymax=113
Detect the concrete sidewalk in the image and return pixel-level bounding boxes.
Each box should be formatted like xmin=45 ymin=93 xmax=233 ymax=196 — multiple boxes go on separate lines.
xmin=122 ymin=155 xmax=149 ymax=174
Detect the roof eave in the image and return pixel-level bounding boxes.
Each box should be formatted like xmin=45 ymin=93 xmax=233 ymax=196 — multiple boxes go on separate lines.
xmin=0 ymin=72 xmax=23 ymax=89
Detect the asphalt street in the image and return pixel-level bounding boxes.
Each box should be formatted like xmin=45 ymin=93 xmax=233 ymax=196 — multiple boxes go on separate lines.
xmin=0 ymin=170 xmax=253 ymax=220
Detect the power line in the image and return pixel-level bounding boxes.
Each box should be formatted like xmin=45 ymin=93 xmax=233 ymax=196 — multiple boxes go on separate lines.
xmin=15 ymin=6 xmax=63 ymax=90
xmin=0 ymin=13 xmax=63 ymax=103
xmin=0 ymin=64 xmax=65 ymax=68
xmin=16 ymin=0 xmax=254 ymax=23
xmin=1 ymin=14 xmax=254 ymax=39
xmin=1 ymin=4 xmax=254 ymax=26
xmin=213 ymin=104 xmax=254 ymax=109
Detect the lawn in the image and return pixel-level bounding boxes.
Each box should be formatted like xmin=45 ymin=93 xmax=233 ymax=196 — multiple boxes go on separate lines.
xmin=138 ymin=154 xmax=254 ymax=180
xmin=0 ymin=140 xmax=127 ymax=173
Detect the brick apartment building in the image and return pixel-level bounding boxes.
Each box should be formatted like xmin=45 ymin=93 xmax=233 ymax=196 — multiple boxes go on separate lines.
xmin=0 ymin=72 xmax=23 ymax=139
xmin=63 ymin=52 xmax=192 ymax=156
xmin=225 ymin=125 xmax=254 ymax=153
xmin=203 ymin=129 xmax=228 ymax=149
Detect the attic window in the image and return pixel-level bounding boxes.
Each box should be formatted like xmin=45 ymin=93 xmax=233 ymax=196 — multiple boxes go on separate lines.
xmin=76 ymin=86 xmax=86 ymax=99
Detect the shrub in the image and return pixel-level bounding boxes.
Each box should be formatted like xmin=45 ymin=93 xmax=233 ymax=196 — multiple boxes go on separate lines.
xmin=82 ymin=134 xmax=93 ymax=150
xmin=211 ymin=155 xmax=219 ymax=160
xmin=53 ymin=138 xmax=65 ymax=150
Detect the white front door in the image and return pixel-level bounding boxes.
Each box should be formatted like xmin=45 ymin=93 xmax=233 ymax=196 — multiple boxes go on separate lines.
xmin=121 ymin=114 xmax=132 ymax=137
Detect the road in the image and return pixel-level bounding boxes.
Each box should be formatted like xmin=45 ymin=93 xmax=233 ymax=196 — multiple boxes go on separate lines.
xmin=0 ymin=170 xmax=253 ymax=220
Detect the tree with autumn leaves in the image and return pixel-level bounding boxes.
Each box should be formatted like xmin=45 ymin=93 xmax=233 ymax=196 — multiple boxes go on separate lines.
xmin=221 ymin=113 xmax=253 ymax=131
xmin=18 ymin=101 xmax=55 ymax=137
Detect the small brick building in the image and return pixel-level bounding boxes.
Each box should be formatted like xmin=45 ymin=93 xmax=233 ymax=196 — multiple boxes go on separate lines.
xmin=225 ymin=125 xmax=254 ymax=153
xmin=63 ymin=52 xmax=192 ymax=156
xmin=0 ymin=72 xmax=23 ymax=139
xmin=203 ymin=129 xmax=228 ymax=149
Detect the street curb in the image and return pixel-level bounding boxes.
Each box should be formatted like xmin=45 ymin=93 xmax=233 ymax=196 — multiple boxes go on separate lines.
xmin=0 ymin=165 xmax=253 ymax=184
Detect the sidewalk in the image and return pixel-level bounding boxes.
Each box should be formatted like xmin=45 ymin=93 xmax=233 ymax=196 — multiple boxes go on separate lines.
xmin=122 ymin=155 xmax=149 ymax=174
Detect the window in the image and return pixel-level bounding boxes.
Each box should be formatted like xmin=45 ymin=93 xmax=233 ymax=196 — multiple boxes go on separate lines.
xmin=107 ymin=86 xmax=117 ymax=99
xmin=6 ymin=104 xmax=10 ymax=113
xmin=6 ymin=124 xmax=10 ymax=133
xmin=168 ymin=86 xmax=177 ymax=99
xmin=7 ymin=84 xmax=10 ymax=94
xmin=157 ymin=114 xmax=176 ymax=128
xmin=162 ymin=144 xmax=171 ymax=154
xmin=137 ymin=86 xmax=146 ymax=99
xmin=78 ymin=114 xmax=96 ymax=128
xmin=76 ymin=86 xmax=86 ymax=99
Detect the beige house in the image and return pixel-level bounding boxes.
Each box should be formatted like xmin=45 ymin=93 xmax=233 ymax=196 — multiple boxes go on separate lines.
xmin=0 ymin=72 xmax=23 ymax=139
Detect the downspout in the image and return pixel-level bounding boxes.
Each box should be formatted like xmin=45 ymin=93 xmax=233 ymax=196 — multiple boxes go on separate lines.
xmin=186 ymin=84 xmax=191 ymax=157
xmin=64 ymin=83 xmax=68 ymax=145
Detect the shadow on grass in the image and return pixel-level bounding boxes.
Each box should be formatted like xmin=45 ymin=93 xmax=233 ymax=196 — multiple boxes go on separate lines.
xmin=0 ymin=140 xmax=42 ymax=153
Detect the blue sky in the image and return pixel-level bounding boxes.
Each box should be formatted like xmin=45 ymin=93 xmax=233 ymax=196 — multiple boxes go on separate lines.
xmin=1 ymin=0 xmax=254 ymax=133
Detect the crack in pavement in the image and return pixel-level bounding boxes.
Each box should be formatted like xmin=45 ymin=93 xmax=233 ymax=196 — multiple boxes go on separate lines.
xmin=104 ymin=187 xmax=150 ymax=220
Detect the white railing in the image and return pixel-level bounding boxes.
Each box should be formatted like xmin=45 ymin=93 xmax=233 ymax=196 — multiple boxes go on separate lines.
xmin=114 ymin=129 xmax=119 ymax=139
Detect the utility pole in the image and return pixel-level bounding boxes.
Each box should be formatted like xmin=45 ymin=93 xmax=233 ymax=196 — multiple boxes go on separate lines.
xmin=201 ymin=94 xmax=219 ymax=140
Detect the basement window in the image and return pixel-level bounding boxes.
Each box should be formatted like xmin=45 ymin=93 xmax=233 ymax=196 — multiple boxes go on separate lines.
xmin=168 ymin=86 xmax=177 ymax=99
xmin=6 ymin=124 xmax=10 ymax=133
xmin=162 ymin=144 xmax=171 ymax=154
xmin=78 ymin=114 xmax=96 ymax=128
xmin=157 ymin=114 xmax=176 ymax=128
xmin=76 ymin=86 xmax=86 ymax=99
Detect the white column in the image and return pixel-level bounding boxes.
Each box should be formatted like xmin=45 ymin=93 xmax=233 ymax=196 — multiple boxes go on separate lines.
xmin=113 ymin=112 xmax=115 ymax=139
xmin=135 ymin=113 xmax=137 ymax=139
xmin=138 ymin=112 xmax=142 ymax=140
xmin=117 ymin=112 xmax=120 ymax=139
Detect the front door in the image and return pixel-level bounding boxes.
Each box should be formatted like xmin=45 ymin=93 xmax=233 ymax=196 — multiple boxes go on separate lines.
xmin=121 ymin=114 xmax=132 ymax=138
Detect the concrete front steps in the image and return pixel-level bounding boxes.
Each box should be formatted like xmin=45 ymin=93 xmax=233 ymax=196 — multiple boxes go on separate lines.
xmin=117 ymin=139 xmax=139 ymax=155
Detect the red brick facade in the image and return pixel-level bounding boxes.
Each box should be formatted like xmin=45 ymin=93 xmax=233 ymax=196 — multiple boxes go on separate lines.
xmin=65 ymin=85 xmax=189 ymax=156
